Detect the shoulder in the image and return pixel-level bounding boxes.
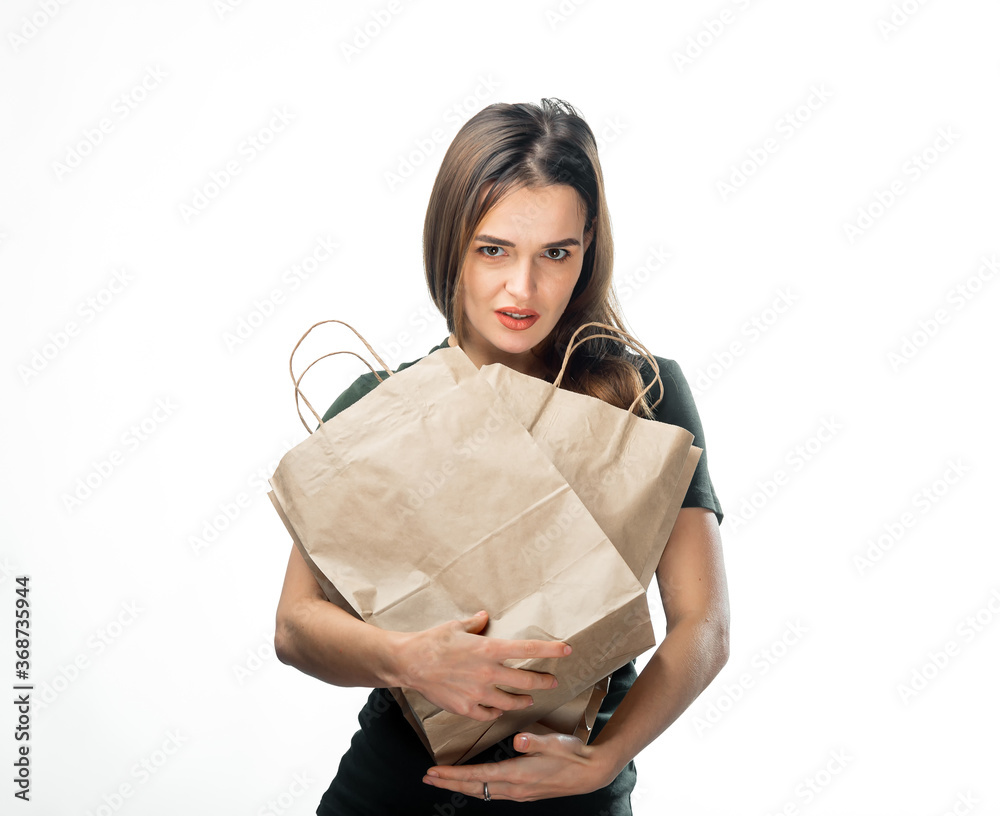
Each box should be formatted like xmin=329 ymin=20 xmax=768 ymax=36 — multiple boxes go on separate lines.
xmin=639 ymin=354 xmax=688 ymax=397
xmin=635 ymin=354 xmax=706 ymax=441
xmin=637 ymin=352 xmax=724 ymax=525
xmin=637 ymin=353 xmax=695 ymax=407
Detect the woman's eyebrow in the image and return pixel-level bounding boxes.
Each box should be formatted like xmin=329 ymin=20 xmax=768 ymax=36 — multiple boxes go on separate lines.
xmin=474 ymin=233 xmax=581 ymax=249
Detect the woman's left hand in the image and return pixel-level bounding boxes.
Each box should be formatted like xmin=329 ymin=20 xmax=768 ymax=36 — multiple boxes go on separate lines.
xmin=422 ymin=732 xmax=619 ymax=802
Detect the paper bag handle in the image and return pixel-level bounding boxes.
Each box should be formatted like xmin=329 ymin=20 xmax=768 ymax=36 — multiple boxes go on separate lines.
xmin=289 ymin=319 xmax=395 ymax=434
xmin=552 ymin=321 xmax=664 ymax=413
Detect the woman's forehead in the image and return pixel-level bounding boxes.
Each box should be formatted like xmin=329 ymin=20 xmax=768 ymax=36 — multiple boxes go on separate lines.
xmin=475 ymin=183 xmax=587 ymax=229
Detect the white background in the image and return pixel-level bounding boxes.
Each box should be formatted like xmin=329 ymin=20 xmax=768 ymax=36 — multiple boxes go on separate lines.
xmin=3 ymin=1 xmax=999 ymax=814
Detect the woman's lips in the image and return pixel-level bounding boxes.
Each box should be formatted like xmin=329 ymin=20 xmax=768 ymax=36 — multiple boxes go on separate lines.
xmin=495 ymin=309 xmax=540 ymax=330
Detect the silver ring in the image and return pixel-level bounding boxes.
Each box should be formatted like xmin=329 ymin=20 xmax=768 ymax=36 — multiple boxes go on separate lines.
xmin=483 ymin=781 xmax=491 ymax=802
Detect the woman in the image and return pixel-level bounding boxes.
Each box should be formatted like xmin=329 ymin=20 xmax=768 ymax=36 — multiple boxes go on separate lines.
xmin=275 ymin=98 xmax=730 ymax=814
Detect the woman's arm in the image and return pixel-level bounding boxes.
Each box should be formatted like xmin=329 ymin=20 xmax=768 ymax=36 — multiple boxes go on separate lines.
xmin=274 ymin=543 xmax=570 ymax=720
xmin=274 ymin=542 xmax=401 ymax=687
xmin=422 ymin=506 xmax=730 ymax=800
xmin=588 ymin=505 xmax=730 ymax=778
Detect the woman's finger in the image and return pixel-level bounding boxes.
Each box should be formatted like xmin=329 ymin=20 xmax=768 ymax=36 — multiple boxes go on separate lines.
xmin=487 ymin=636 xmax=573 ymax=661
xmin=514 ymin=731 xmax=585 ymax=756
xmin=465 ymin=703 xmax=504 ymax=722
xmin=492 ymin=665 xmax=560 ymax=692
xmin=477 ymin=686 xmax=536 ymax=712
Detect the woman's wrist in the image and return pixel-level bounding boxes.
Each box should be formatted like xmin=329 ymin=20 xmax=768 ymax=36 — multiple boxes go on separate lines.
xmin=587 ymin=726 xmax=640 ymax=787
xmin=377 ymin=628 xmax=414 ymax=689
xmin=585 ymin=740 xmax=629 ymax=789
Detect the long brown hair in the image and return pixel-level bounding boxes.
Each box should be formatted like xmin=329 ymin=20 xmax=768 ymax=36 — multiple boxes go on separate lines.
xmin=423 ymin=97 xmax=655 ymax=418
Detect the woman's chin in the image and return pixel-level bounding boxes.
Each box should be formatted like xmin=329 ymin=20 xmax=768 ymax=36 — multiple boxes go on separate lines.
xmin=487 ymin=335 xmax=536 ymax=359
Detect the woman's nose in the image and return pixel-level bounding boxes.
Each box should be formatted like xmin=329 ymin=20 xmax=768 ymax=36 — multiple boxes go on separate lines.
xmin=505 ymin=258 xmax=538 ymax=298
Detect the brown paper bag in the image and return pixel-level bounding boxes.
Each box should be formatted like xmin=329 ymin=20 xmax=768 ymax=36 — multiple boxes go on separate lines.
xmin=479 ymin=322 xmax=702 ymax=591
xmin=468 ymin=323 xmax=701 ymax=720
xmin=276 ymin=479 xmax=620 ymax=758
xmin=389 ymin=323 xmax=702 ymax=751
xmin=269 ymin=323 xmax=658 ymax=765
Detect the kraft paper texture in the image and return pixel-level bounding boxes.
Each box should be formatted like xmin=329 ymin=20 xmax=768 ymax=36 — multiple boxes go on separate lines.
xmin=269 ymin=343 xmax=698 ymax=764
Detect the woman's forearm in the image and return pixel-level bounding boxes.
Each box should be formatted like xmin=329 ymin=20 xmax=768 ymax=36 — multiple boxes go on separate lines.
xmin=589 ymin=614 xmax=730 ymax=779
xmin=274 ymin=597 xmax=405 ymax=688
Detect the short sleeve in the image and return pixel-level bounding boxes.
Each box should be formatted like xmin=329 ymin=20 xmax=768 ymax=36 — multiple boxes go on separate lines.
xmin=641 ymin=356 xmax=724 ymax=526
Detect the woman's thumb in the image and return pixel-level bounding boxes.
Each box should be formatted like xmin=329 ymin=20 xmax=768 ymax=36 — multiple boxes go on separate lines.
xmin=462 ymin=609 xmax=488 ymax=633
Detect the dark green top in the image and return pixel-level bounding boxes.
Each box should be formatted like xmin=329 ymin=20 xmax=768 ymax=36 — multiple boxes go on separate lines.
xmin=314 ymin=337 xmax=723 ymax=816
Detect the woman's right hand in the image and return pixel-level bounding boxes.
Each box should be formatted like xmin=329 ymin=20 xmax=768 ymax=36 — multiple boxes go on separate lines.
xmin=391 ymin=610 xmax=571 ymax=721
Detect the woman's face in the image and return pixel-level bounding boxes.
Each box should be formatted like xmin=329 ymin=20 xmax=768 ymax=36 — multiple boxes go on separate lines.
xmin=454 ymin=184 xmax=593 ymax=377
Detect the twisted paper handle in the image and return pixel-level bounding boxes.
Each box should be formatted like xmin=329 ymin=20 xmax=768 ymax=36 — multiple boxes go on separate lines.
xmin=289 ymin=318 xmax=663 ymax=431
xmin=288 ymin=319 xmax=394 ymax=434
xmin=553 ymin=321 xmax=664 ymax=414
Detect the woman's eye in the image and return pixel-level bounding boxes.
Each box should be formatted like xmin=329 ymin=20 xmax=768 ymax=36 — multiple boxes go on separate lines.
xmin=477 ymin=246 xmax=570 ymax=261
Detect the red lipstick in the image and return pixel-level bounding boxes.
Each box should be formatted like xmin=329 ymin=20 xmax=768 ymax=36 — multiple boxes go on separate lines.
xmin=495 ymin=307 xmax=539 ymax=331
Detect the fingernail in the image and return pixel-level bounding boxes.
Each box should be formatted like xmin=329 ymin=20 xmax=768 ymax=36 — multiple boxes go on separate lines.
xmin=552 ymin=678 xmax=558 ymax=688
xmin=563 ymin=645 xmax=572 ymax=655
xmin=427 ymin=770 xmax=440 ymax=777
